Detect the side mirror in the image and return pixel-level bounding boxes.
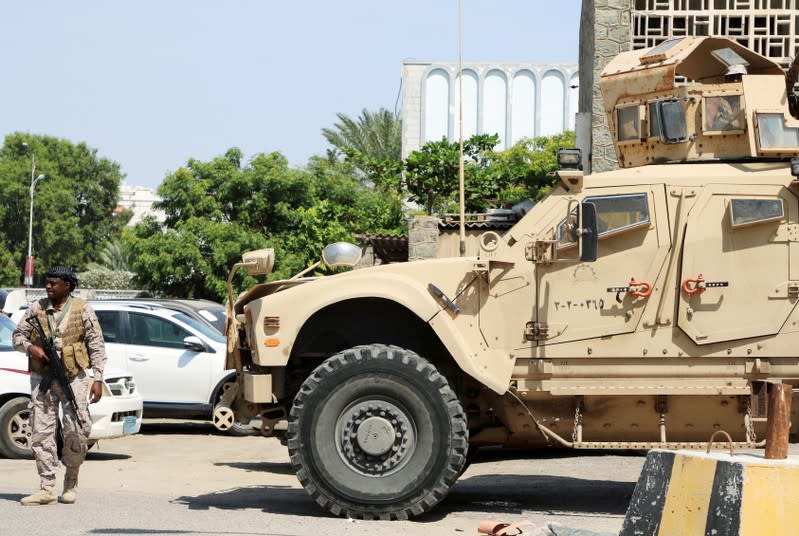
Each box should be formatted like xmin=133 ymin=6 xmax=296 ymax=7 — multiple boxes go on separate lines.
xmin=241 ymin=249 xmax=275 ymax=276
xmin=579 ymin=202 xmax=598 ymax=262
xmin=321 ymin=242 xmax=362 ymax=268
xmin=183 ymin=336 xmax=207 ymax=353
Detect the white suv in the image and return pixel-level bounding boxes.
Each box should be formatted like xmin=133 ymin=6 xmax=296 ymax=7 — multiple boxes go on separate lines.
xmin=90 ymin=302 xmax=250 ymax=434
xmin=0 ymin=315 xmax=143 ymax=459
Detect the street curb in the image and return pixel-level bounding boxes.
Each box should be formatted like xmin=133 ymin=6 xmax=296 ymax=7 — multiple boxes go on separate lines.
xmin=619 ymin=448 xmax=799 ymax=535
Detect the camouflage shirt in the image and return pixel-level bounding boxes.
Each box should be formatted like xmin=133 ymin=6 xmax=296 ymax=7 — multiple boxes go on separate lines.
xmin=12 ymin=296 xmax=107 ymax=382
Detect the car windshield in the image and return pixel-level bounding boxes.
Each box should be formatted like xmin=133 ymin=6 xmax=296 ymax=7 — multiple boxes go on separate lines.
xmin=0 ymin=315 xmax=14 ymax=351
xmin=195 ymin=306 xmax=226 ymax=333
xmin=172 ymin=312 xmax=225 ymax=343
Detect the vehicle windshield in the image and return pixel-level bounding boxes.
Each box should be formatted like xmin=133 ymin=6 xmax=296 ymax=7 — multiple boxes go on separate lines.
xmin=0 ymin=315 xmax=14 ymax=351
xmin=172 ymin=312 xmax=226 ymax=343
xmin=196 ymin=306 xmax=225 ymax=333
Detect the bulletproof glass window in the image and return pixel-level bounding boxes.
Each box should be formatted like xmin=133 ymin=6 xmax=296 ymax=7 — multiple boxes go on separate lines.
xmin=648 ymin=102 xmax=661 ymax=138
xmin=756 ymin=113 xmax=799 ymax=149
xmin=617 ymin=105 xmax=640 ymax=142
xmin=640 ymin=38 xmax=684 ymax=64
xmin=704 ymin=95 xmax=744 ymax=133
xmin=657 ymin=99 xmax=687 ymax=143
xmin=558 ymin=193 xmax=650 ymax=247
xmin=729 ymin=198 xmax=784 ymax=229
xmin=710 ymin=48 xmax=749 ymax=70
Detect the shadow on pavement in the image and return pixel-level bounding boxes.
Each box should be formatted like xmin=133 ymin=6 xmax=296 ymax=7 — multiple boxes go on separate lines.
xmin=139 ymin=420 xmax=220 ymax=436
xmin=433 ymin=474 xmax=634 ymax=520
xmin=215 ymin=461 xmax=295 ymax=475
xmin=86 ymin=451 xmax=131 ymax=461
xmin=173 ymin=485 xmax=328 ymax=517
xmin=171 ymin=471 xmax=634 ymax=522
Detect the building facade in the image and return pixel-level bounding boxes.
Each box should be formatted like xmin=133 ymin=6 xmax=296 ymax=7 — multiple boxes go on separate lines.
xmin=117 ymin=184 xmax=164 ymax=226
xmin=401 ymin=61 xmax=579 ymax=158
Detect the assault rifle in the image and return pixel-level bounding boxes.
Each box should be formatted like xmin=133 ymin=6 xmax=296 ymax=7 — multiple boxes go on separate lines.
xmin=26 ymin=315 xmax=85 ymax=428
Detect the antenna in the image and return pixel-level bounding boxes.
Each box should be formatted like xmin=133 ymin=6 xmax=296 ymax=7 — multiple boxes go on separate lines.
xmin=458 ymin=0 xmax=466 ymax=256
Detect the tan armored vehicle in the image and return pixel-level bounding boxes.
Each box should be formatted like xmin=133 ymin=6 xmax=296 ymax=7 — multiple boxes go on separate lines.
xmin=222 ymin=36 xmax=799 ymax=519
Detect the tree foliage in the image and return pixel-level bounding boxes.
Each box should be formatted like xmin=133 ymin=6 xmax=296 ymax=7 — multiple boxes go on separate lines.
xmin=400 ymin=132 xmax=575 ymax=215
xmin=126 ymin=148 xmax=405 ymax=300
xmin=322 ymin=108 xmax=402 ymax=163
xmin=0 ymin=133 xmax=127 ymax=286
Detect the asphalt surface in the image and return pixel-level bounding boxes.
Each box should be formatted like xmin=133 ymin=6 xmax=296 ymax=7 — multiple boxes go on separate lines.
xmin=1 ymin=419 xmax=790 ymax=536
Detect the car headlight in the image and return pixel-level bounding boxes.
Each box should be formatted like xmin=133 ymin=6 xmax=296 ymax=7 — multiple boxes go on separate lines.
xmin=105 ymin=376 xmax=136 ymax=396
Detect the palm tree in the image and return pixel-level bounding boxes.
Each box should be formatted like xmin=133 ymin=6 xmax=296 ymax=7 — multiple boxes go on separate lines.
xmin=88 ymin=239 xmax=133 ymax=272
xmin=322 ymin=108 xmax=402 ymax=162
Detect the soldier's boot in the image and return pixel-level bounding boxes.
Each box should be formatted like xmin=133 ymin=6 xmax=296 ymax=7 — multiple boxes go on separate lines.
xmin=62 ymin=471 xmax=79 ymax=504
xmin=20 ymin=487 xmax=57 ymax=506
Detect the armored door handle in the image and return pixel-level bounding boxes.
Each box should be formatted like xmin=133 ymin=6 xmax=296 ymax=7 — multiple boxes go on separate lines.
xmin=607 ymin=278 xmax=653 ymax=303
xmin=682 ymin=275 xmax=729 ymax=295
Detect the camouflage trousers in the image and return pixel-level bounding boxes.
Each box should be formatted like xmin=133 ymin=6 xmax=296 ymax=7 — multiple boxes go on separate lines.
xmin=30 ymin=370 xmax=92 ymax=489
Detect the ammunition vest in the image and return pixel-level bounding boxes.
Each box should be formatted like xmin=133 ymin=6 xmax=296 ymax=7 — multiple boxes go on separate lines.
xmin=29 ymin=297 xmax=90 ymax=379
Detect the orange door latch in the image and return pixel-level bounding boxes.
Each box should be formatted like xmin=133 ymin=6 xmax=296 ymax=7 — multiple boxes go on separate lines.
xmin=607 ymin=277 xmax=653 ymax=303
xmin=681 ymin=274 xmax=730 ymax=295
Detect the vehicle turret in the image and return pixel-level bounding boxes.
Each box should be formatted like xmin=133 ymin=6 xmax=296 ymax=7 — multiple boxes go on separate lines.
xmin=600 ymin=36 xmax=799 ymax=168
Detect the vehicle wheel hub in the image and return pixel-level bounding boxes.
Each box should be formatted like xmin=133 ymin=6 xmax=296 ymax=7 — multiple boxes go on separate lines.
xmin=356 ymin=416 xmax=395 ymax=456
xmin=337 ymin=400 xmax=416 ymax=476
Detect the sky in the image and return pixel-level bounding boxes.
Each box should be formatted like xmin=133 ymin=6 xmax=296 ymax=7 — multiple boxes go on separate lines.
xmin=1 ymin=1 xmax=581 ymax=190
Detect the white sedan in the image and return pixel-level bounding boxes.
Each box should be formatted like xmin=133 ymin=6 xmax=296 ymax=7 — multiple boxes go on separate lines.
xmin=0 ymin=314 xmax=143 ymax=459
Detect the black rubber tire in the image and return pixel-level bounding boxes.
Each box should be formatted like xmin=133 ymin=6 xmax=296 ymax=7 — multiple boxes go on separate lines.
xmin=287 ymin=344 xmax=468 ymax=520
xmin=0 ymin=396 xmax=34 ymax=459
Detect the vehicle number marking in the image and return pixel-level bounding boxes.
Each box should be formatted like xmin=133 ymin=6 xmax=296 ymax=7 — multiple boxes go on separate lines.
xmin=553 ymin=299 xmax=605 ymax=311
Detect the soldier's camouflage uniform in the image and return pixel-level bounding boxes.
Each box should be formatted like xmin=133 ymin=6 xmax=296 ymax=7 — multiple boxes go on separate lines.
xmin=13 ymin=297 xmax=106 ymax=490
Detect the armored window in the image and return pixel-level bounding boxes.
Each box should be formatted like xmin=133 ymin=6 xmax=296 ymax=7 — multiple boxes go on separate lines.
xmin=710 ymin=48 xmax=749 ymax=70
xmin=616 ymin=105 xmax=640 ymax=142
xmin=640 ymin=38 xmax=684 ymax=64
xmin=756 ymin=113 xmax=799 ymax=150
xmin=729 ymin=198 xmax=784 ymax=228
xmin=648 ymin=102 xmax=661 ymax=138
xmin=654 ymin=99 xmax=687 ymax=143
xmin=558 ymin=193 xmax=650 ymax=246
xmin=704 ymin=95 xmax=744 ymax=133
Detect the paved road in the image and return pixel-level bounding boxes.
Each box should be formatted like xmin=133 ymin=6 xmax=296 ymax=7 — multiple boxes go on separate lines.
xmin=1 ymin=419 xmax=787 ymax=536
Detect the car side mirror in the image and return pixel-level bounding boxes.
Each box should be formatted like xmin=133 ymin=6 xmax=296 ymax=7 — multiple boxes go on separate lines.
xmin=579 ymin=201 xmax=598 ymax=262
xmin=183 ymin=336 xmax=206 ymax=352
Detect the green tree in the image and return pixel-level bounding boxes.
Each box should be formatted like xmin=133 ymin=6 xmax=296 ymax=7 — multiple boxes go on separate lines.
xmin=403 ymin=137 xmax=461 ymax=215
xmin=322 ymin=108 xmax=402 ymax=162
xmin=491 ymin=131 xmax=577 ymax=202
xmin=129 ymin=148 xmax=405 ymax=300
xmin=0 ymin=133 xmax=127 ymax=286
xmin=405 ymin=131 xmax=577 ymax=215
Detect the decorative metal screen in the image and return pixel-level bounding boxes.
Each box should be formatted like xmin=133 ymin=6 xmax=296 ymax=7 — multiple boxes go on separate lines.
xmin=633 ymin=1 xmax=799 ymax=67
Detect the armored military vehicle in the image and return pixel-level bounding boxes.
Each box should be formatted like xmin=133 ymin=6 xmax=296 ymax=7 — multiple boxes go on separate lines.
xmin=220 ymin=37 xmax=799 ymax=519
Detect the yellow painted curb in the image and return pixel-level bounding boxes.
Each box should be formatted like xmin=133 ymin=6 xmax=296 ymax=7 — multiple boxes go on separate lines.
xmin=620 ymin=449 xmax=799 ymax=536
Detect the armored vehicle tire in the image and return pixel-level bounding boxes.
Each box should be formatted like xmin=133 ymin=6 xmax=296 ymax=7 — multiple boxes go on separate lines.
xmin=0 ymin=396 xmax=34 ymax=459
xmin=287 ymin=344 xmax=468 ymax=520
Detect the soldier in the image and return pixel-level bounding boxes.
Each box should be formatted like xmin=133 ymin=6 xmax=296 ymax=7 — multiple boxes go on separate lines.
xmin=12 ymin=266 xmax=106 ymax=505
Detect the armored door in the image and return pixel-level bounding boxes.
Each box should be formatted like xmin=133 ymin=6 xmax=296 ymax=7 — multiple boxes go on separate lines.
xmin=677 ymin=185 xmax=799 ymax=344
xmin=534 ymin=186 xmax=671 ymax=345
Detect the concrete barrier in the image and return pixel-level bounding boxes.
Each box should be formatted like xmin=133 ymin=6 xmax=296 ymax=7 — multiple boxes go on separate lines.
xmin=620 ymin=448 xmax=799 ymax=536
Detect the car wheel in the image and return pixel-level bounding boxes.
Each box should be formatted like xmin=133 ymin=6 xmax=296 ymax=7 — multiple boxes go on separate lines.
xmin=0 ymin=396 xmax=34 ymax=459
xmin=287 ymin=344 xmax=468 ymax=520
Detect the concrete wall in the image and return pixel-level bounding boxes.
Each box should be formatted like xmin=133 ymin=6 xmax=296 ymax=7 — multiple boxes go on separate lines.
xmin=579 ymin=0 xmax=632 ymax=174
